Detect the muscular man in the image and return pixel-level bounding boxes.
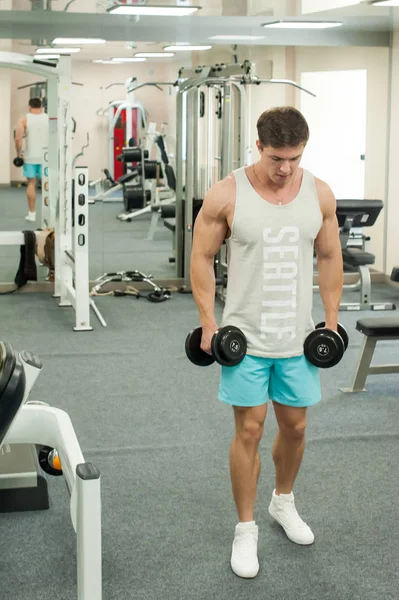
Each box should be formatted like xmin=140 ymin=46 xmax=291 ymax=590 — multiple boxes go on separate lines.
xmin=190 ymin=107 xmax=343 ymax=578
xmin=15 ymin=98 xmax=49 ymax=222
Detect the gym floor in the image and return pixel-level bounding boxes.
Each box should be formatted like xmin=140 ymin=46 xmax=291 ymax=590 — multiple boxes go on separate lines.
xmin=1 ymin=187 xmax=399 ymax=600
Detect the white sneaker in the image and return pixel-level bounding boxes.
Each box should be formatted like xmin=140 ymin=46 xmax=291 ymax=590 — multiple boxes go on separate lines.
xmin=230 ymin=521 xmax=259 ymax=578
xmin=25 ymin=212 xmax=36 ymax=222
xmin=268 ymin=489 xmax=314 ymax=545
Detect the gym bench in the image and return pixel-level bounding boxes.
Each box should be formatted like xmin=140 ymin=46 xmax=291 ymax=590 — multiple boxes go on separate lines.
xmin=336 ymin=199 xmax=395 ymax=311
xmin=341 ymin=318 xmax=399 ymax=392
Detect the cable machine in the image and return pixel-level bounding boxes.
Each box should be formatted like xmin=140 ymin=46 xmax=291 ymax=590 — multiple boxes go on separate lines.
xmin=174 ymin=60 xmax=315 ymax=294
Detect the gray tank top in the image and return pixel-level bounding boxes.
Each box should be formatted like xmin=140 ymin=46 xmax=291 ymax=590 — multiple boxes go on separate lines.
xmin=221 ymin=167 xmax=323 ymax=358
xmin=24 ymin=113 xmax=49 ymax=164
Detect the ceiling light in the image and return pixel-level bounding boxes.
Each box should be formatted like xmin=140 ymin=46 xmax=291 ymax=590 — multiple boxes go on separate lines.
xmin=262 ymin=21 xmax=342 ymax=29
xmin=108 ymin=4 xmax=200 ymax=16
xmin=52 ymin=38 xmax=106 ymax=44
xmin=370 ymin=0 xmax=399 ymax=5
xmin=164 ymin=45 xmax=212 ymax=51
xmin=36 ymin=47 xmax=81 ymax=54
xmin=110 ymin=57 xmax=147 ymax=62
xmin=135 ymin=52 xmax=175 ymax=58
xmin=93 ymin=60 xmax=123 ymax=64
xmin=209 ymin=35 xmax=264 ymax=40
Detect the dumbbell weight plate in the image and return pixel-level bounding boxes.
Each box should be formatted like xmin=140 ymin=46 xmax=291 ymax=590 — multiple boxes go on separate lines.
xmin=304 ymin=328 xmax=345 ymax=369
xmin=185 ymin=327 xmax=215 ymax=367
xmin=211 ymin=325 xmax=247 ymax=367
xmin=315 ymin=322 xmax=349 ymax=350
xmin=13 ymin=157 xmax=24 ymax=168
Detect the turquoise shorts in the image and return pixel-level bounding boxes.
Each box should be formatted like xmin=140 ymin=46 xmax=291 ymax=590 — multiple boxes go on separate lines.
xmin=218 ymin=354 xmax=321 ymax=408
xmin=23 ymin=163 xmax=42 ymax=179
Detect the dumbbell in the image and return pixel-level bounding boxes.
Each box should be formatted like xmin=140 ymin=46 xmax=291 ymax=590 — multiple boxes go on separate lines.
xmin=304 ymin=322 xmax=349 ymax=368
xmin=185 ymin=325 xmax=247 ymax=367
xmin=13 ymin=157 xmax=24 ymax=167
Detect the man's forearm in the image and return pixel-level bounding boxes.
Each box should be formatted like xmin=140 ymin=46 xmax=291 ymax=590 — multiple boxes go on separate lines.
xmin=190 ymin=255 xmax=217 ymax=329
xmin=317 ymin=253 xmax=343 ymax=330
xmin=15 ymin=139 xmax=23 ymax=156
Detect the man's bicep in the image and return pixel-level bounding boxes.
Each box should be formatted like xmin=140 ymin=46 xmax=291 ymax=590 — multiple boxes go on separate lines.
xmin=192 ymin=204 xmax=228 ymax=259
xmin=315 ymin=188 xmax=341 ymax=259
xmin=315 ymin=213 xmax=340 ymax=257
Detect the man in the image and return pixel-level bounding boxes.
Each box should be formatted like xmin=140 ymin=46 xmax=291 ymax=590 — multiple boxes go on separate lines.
xmin=190 ymin=106 xmax=343 ymax=578
xmin=15 ymin=97 xmax=49 ymax=222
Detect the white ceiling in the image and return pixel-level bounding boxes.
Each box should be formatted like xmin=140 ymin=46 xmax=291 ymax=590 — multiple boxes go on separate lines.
xmin=0 ymin=0 xmax=395 ymax=53
xmin=12 ymin=38 xmax=222 ymax=61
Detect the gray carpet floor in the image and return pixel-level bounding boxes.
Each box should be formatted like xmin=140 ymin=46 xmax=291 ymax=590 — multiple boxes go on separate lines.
xmin=0 ymin=280 xmax=398 ymax=600
xmin=0 ymin=186 xmax=175 ymax=282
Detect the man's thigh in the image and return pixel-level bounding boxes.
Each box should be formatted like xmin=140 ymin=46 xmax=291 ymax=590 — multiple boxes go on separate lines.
xmin=269 ymin=355 xmax=321 ymax=409
xmin=218 ymin=355 xmax=272 ymax=408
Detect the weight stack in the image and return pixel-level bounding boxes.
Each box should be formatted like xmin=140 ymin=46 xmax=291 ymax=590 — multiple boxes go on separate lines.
xmin=144 ymin=161 xmax=164 ymax=180
xmin=123 ymin=184 xmax=151 ymax=211
xmin=121 ymin=147 xmax=149 ymax=163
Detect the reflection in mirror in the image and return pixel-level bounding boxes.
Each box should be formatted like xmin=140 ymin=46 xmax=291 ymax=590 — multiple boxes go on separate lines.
xmin=0 ymin=22 xmax=394 ymax=295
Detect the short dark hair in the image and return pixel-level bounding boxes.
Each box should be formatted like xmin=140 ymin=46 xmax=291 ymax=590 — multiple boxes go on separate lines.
xmin=29 ymin=97 xmax=42 ymax=109
xmin=257 ymin=106 xmax=309 ymax=149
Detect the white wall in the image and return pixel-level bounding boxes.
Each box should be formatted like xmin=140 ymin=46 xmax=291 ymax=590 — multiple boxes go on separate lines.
xmin=12 ymin=0 xmax=98 ymax=11
xmin=249 ymin=0 xmax=296 ymax=16
xmin=296 ymin=46 xmax=390 ymax=272
xmin=385 ymin=14 xmax=399 ymax=275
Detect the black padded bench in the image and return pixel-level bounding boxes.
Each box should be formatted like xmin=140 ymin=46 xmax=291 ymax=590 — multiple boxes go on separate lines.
xmin=163 ymin=218 xmax=176 ymax=233
xmin=336 ymin=199 xmax=395 ymax=311
xmin=341 ymin=318 xmax=399 ymax=392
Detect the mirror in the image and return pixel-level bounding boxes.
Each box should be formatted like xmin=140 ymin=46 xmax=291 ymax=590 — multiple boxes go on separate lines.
xmin=0 ymin=1 xmax=395 ymax=286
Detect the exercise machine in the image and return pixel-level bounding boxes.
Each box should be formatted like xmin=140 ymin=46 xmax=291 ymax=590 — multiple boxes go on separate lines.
xmin=89 ymin=167 xmax=139 ymax=203
xmin=117 ymin=123 xmax=177 ymax=225
xmin=97 ymin=77 xmax=148 ymax=182
xmin=0 ymin=341 xmax=102 ymax=599
xmin=336 ymin=199 xmax=395 ymax=311
xmin=173 ymin=59 xmax=315 ymax=294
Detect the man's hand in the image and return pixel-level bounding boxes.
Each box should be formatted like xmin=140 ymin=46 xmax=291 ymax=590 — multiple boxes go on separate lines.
xmin=200 ymin=324 xmax=217 ymax=355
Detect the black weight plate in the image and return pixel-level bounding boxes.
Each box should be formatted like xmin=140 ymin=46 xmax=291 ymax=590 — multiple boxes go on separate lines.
xmin=0 ymin=343 xmax=16 ymax=400
xmin=304 ymin=329 xmax=344 ymax=369
xmin=185 ymin=327 xmax=215 ymax=367
xmin=212 ymin=326 xmax=247 ymax=367
xmin=315 ymin=321 xmax=349 ymax=350
xmin=0 ymin=359 xmax=26 ymax=446
xmin=337 ymin=324 xmax=349 ymax=350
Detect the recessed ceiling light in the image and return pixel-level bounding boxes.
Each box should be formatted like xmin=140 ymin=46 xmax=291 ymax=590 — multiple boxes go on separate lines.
xmin=93 ymin=60 xmax=123 ymax=64
xmin=209 ymin=35 xmax=264 ymax=40
xmin=110 ymin=57 xmax=147 ymax=62
xmin=52 ymin=38 xmax=106 ymax=44
xmin=370 ymin=0 xmax=399 ymax=5
xmin=164 ymin=45 xmax=212 ymax=51
xmin=262 ymin=21 xmax=343 ymax=29
xmin=108 ymin=4 xmax=200 ymax=16
xmin=134 ymin=52 xmax=175 ymax=58
xmin=36 ymin=47 xmax=81 ymax=54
